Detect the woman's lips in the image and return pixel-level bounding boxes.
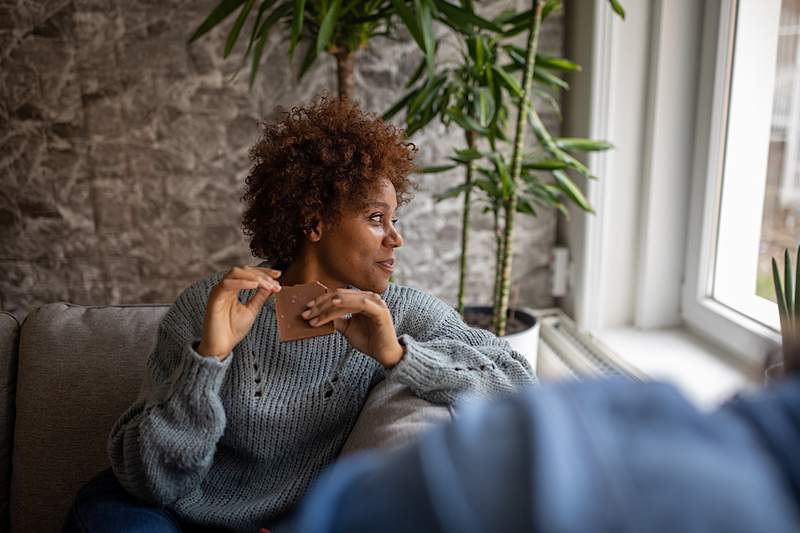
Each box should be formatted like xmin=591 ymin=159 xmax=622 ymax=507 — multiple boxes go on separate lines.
xmin=377 ymin=259 xmax=394 ymax=273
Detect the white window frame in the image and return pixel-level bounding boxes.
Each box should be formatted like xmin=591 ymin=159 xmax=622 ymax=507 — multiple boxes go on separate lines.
xmin=682 ymin=0 xmax=781 ymax=364
xmin=563 ymin=0 xmax=781 ymax=369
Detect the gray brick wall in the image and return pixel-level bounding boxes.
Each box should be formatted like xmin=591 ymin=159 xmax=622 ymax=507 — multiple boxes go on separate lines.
xmin=0 ymin=0 xmax=563 ymax=323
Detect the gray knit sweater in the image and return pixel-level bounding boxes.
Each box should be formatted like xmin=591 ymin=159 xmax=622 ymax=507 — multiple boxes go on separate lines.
xmin=108 ymin=268 xmax=537 ymax=531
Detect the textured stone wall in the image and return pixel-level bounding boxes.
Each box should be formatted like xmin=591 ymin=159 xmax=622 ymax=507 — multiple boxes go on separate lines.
xmin=0 ymin=0 xmax=563 ymax=323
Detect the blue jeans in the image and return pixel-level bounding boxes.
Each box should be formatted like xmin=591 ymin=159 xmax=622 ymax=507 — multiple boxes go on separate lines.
xmin=62 ymin=467 xmax=231 ymax=533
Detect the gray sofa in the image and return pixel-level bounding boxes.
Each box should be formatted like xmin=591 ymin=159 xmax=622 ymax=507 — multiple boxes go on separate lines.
xmin=0 ymin=303 xmax=454 ymax=533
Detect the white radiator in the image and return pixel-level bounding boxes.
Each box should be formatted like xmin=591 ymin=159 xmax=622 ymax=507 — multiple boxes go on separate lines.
xmin=532 ymin=309 xmax=645 ymax=381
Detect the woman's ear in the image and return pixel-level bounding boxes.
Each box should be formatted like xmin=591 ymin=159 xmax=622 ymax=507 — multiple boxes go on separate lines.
xmin=304 ymin=218 xmax=323 ymax=242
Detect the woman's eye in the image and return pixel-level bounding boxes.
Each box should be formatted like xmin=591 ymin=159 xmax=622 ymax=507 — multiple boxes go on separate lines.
xmin=369 ymin=213 xmax=383 ymax=222
xmin=391 ymin=218 xmax=399 ymax=226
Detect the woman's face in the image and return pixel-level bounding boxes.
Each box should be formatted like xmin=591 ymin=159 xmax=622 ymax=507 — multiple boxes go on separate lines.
xmin=316 ymin=179 xmax=404 ymax=293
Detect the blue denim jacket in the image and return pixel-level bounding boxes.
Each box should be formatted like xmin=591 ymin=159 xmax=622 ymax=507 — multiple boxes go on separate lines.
xmin=277 ymin=377 xmax=800 ymax=533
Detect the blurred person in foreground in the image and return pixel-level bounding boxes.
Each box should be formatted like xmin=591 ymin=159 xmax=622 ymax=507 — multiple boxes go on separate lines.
xmin=272 ymin=366 xmax=800 ymax=533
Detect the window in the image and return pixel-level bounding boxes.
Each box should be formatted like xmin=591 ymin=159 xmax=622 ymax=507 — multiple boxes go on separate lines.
xmin=683 ymin=0 xmax=785 ymax=363
xmin=565 ymin=0 xmax=784 ymax=368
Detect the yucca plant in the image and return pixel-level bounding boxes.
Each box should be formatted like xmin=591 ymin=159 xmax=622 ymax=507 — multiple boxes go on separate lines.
xmin=188 ymin=0 xmax=504 ymax=101
xmin=771 ymin=245 xmax=800 ymax=374
xmin=390 ymin=0 xmax=622 ymax=334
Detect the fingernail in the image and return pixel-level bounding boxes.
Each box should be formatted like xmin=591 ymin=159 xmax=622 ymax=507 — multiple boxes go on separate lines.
xmin=301 ymin=310 xmax=310 ymax=318
xmin=309 ymin=318 xmax=318 ymax=326
xmin=306 ymin=300 xmax=314 ymax=307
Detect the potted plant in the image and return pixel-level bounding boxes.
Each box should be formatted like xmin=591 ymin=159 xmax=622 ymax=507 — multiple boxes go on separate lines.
xmin=188 ymin=0 xmax=501 ymax=100
xmin=769 ymin=244 xmax=800 ymax=381
xmin=387 ymin=0 xmax=623 ymax=369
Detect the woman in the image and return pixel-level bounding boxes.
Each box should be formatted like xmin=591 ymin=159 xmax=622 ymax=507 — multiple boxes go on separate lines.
xmin=63 ymin=95 xmax=537 ymax=533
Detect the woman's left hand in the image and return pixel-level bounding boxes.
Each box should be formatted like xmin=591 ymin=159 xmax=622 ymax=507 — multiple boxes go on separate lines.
xmin=301 ymin=288 xmax=404 ymax=368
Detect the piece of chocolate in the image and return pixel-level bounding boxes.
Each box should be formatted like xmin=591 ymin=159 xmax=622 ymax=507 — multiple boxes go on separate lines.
xmin=275 ymin=281 xmax=335 ymax=342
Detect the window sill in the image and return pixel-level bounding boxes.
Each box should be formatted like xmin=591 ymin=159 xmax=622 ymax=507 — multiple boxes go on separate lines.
xmin=596 ymin=326 xmax=763 ymax=409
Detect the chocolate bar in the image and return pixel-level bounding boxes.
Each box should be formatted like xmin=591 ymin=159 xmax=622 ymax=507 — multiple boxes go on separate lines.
xmin=275 ymin=281 xmax=335 ymax=342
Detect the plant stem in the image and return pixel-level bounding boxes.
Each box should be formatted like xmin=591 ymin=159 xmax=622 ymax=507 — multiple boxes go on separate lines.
xmin=335 ymin=47 xmax=355 ymax=101
xmin=494 ymin=0 xmax=543 ymax=336
xmin=492 ymin=206 xmax=504 ymax=333
xmin=457 ymin=130 xmax=477 ymax=316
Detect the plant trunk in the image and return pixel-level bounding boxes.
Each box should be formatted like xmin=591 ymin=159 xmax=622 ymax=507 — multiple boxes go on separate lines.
xmin=494 ymin=0 xmax=544 ymax=336
xmin=457 ymin=130 xmax=477 ymax=316
xmin=491 ymin=208 xmax=504 ymax=333
xmin=335 ymin=48 xmax=356 ymax=101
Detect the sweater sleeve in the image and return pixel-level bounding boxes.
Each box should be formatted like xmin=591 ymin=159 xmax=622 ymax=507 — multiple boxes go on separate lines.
xmin=107 ymin=278 xmax=233 ymax=505
xmin=385 ymin=290 xmax=537 ymax=405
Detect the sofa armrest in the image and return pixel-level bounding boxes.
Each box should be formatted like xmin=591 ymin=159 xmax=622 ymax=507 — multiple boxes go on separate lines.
xmin=339 ymin=378 xmax=454 ymax=458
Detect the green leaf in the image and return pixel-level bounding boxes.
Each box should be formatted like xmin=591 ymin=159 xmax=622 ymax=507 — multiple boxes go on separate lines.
xmin=522 ymin=158 xmax=567 ymax=170
xmin=405 ymin=57 xmax=427 ymax=89
xmin=316 ymin=0 xmax=342 ymax=54
xmin=416 ymin=0 xmax=436 ymax=75
xmin=289 ymin=0 xmax=306 ymax=58
xmin=489 ymin=152 xmax=511 ymax=198
xmin=609 ymin=0 xmax=625 ymax=19
xmin=553 ymin=170 xmax=593 ymax=212
xmin=392 ymin=0 xmax=426 ymax=50
xmin=189 ymin=0 xmax=247 ymax=43
xmin=503 ymin=7 xmax=533 ymax=27
xmin=774 ymin=257 xmax=788 ymax=322
xmin=534 ymin=67 xmax=569 ymax=90
xmin=446 ymin=107 xmax=488 ymax=134
xmin=408 ymin=75 xmax=446 ymax=118
xmin=243 ymin=0 xmax=276 ymax=61
xmin=474 ymin=177 xmax=500 ymax=197
xmin=492 ymin=64 xmax=522 ymax=97
xmin=420 ymin=163 xmax=458 ymax=173
xmin=794 ymin=244 xmax=800 ymax=318
xmin=383 ymin=86 xmax=421 ymax=120
xmin=543 ymin=0 xmax=561 ymax=19
xmin=432 ymin=0 xmax=502 ymax=33
xmin=537 ymin=54 xmax=580 ymax=72
xmin=224 ymin=0 xmax=256 ymax=57
xmin=434 ymin=182 xmax=473 ymax=202
xmin=449 ymin=147 xmax=483 ymax=163
xmin=492 ymin=9 xmax=518 ymax=25
xmin=516 ymin=196 xmax=537 ymax=216
xmin=555 ymin=138 xmax=613 ymax=151
xmin=786 ymin=248 xmax=794 ymax=319
xmin=475 ymin=87 xmax=495 ymax=128
xmin=529 ymin=108 xmax=596 ymax=179
xmin=475 ymin=35 xmax=484 ymax=74
xmin=504 ymin=44 xmax=526 ymax=67
xmin=248 ymin=2 xmax=293 ymax=88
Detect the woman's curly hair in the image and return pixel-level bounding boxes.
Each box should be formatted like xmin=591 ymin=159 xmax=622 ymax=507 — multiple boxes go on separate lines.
xmin=240 ymin=95 xmax=418 ymax=268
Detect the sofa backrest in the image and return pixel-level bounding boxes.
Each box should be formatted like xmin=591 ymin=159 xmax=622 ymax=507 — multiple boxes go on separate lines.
xmin=10 ymin=303 xmax=168 ymax=533
xmin=0 ymin=311 xmax=20 ymax=533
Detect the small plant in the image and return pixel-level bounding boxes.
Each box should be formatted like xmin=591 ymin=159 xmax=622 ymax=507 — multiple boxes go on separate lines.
xmin=771 ymin=244 xmax=800 ymax=374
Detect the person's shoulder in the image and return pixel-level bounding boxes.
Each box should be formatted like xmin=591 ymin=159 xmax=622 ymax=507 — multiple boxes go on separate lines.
xmin=382 ymin=282 xmax=456 ymax=319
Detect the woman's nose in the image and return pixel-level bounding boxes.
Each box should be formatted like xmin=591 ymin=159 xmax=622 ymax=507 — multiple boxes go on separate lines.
xmin=386 ymin=225 xmax=404 ymax=248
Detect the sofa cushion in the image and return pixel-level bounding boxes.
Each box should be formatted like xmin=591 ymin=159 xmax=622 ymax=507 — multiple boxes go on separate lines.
xmin=0 ymin=311 xmax=19 ymax=532
xmin=339 ymin=378 xmax=454 ymax=458
xmin=10 ymin=303 xmax=168 ymax=533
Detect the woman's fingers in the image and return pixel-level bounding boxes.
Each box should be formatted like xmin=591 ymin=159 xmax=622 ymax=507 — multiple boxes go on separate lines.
xmin=255 ymin=267 xmax=282 ymax=279
xmin=225 ymin=266 xmax=282 ymax=290
xmin=303 ymin=292 xmax=384 ymax=326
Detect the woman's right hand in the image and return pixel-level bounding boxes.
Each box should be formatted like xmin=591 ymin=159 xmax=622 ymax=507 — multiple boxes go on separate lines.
xmin=197 ymin=266 xmax=282 ymax=361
